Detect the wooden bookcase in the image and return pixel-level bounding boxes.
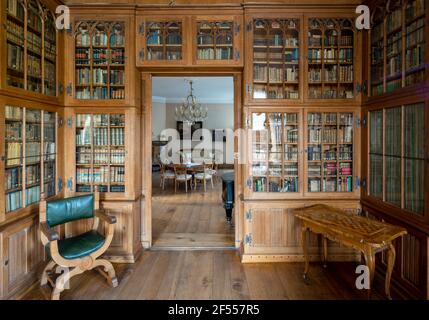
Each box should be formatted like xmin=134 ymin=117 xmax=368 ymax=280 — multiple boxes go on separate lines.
xmin=63 ymin=11 xmax=137 ymax=107
xmin=245 ymin=108 xmax=360 ymax=200
xmin=0 ymin=101 xmax=59 ymax=224
xmin=1 ymin=0 xmax=58 ymax=97
xmin=368 ymin=0 xmax=427 ymax=98
xmin=136 ymin=16 xmax=188 ymax=67
xmin=192 ymin=15 xmax=243 ymax=66
xmin=244 ymin=12 xmax=361 ymax=105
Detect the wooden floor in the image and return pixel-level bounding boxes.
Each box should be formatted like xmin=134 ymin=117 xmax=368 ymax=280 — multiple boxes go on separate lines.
xmin=22 ymin=250 xmax=384 ymax=300
xmin=152 ymin=171 xmax=234 ymax=248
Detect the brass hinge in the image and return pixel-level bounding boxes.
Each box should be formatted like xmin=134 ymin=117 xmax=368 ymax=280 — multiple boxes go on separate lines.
xmin=246 ymin=84 xmax=252 ymax=95
xmin=234 ymin=23 xmax=241 ymax=34
xmin=138 ymin=23 xmax=145 ymax=34
xmin=235 ymin=50 xmax=240 ymax=60
xmin=356 ymin=117 xmax=361 ymax=128
xmin=246 ymin=177 xmax=253 ymax=189
xmin=58 ymin=116 xmax=64 ymax=128
xmin=139 ymin=49 xmax=145 ymax=60
xmin=246 ymin=21 xmax=253 ymax=32
xmin=66 ymin=83 xmax=73 ymax=96
xmin=246 ymin=210 xmax=252 ymax=222
xmin=67 ymin=117 xmax=73 ymax=128
xmin=58 ymin=178 xmax=63 ymax=192
xmin=67 ymin=178 xmax=73 ymax=191
xmin=245 ymin=234 xmax=253 ymax=246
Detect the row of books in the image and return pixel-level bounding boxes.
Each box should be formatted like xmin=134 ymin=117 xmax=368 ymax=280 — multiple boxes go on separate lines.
xmin=284 ymin=164 xmax=298 ymax=176
xmin=6 ymin=122 xmax=21 ymax=140
xmin=6 ymin=142 xmax=22 ymax=166
xmin=7 ymin=20 xmax=24 ymax=45
xmin=308 ymin=165 xmax=321 ymax=176
xmin=197 ymin=48 xmax=232 ymax=60
xmin=406 ymin=0 xmax=425 ymax=22
xmin=285 ymin=129 xmax=298 ymax=143
xmin=406 ymin=45 xmax=425 ymax=69
xmin=76 ymin=167 xmax=125 ymax=184
xmin=387 ymin=9 xmax=402 ymax=34
xmin=26 ymin=186 xmax=41 ymax=205
xmin=406 ymin=19 xmax=425 ymax=47
xmin=147 ymin=50 xmax=182 ymax=61
xmin=76 ymin=48 xmax=90 ymax=64
xmin=5 ymin=167 xmax=22 ymax=191
xmin=339 ymin=65 xmax=353 ymax=83
xmin=111 ymin=70 xmax=125 ymax=85
xmin=93 ymin=33 xmax=108 ymax=47
xmin=6 ymin=190 xmax=22 ymax=213
xmin=26 ymin=123 xmax=41 ymax=140
xmin=339 ymin=145 xmax=353 ymax=160
xmin=25 ymin=164 xmax=40 ymax=185
xmin=147 ymin=33 xmax=182 ymax=45
xmin=285 ymin=146 xmax=299 ymax=161
xmin=339 ymin=126 xmax=353 ymax=144
xmin=111 ymin=32 xmax=125 ymax=47
xmin=27 ymin=31 xmax=42 ymax=55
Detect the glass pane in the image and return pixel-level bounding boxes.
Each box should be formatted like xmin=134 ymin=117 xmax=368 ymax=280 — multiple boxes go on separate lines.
xmin=385 ymin=156 xmax=401 ymax=206
xmin=44 ymin=112 xmax=56 ymax=197
xmin=6 ymin=0 xmax=25 ymax=89
xmin=5 ymin=106 xmax=23 ymax=213
xmin=25 ymin=109 xmax=41 ymax=205
xmin=76 ymin=114 xmax=92 ymax=192
xmin=404 ymin=103 xmax=425 ymax=214
xmin=404 ymin=159 xmax=425 ymax=214
xmin=370 ymin=154 xmax=383 ymax=199
xmin=370 ymin=110 xmax=383 ymax=154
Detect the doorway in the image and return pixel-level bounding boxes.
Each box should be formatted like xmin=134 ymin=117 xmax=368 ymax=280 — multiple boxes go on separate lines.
xmin=149 ymin=76 xmax=238 ymax=249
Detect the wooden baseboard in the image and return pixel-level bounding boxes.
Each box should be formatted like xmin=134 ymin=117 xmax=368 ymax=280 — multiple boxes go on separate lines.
xmin=241 ymin=253 xmax=361 ymax=264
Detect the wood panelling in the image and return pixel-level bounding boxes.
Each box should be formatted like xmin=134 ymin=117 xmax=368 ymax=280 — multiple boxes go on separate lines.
xmin=65 ymin=199 xmax=142 ymax=263
xmin=241 ymin=200 xmax=361 ymax=262
xmin=0 ymin=215 xmax=44 ymax=299
xmin=364 ymin=205 xmax=429 ymax=299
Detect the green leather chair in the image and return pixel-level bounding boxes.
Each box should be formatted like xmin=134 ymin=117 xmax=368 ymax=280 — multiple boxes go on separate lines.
xmin=39 ymin=192 xmax=118 ymax=300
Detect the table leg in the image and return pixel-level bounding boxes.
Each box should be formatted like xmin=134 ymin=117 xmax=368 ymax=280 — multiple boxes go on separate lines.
xmin=322 ymin=236 xmax=328 ymax=268
xmin=301 ymin=226 xmax=310 ymax=283
xmin=364 ymin=248 xmax=375 ymax=300
xmin=385 ymin=243 xmax=396 ymax=300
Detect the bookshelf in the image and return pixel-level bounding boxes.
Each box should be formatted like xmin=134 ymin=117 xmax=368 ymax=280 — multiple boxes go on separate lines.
xmin=74 ymin=21 xmax=126 ymax=100
xmin=4 ymin=106 xmax=57 ymax=214
xmin=75 ymin=113 xmax=126 ymax=193
xmin=307 ymin=112 xmax=354 ymax=193
xmin=405 ymin=0 xmax=426 ymax=87
xmin=307 ymin=18 xmax=355 ymax=100
xmin=251 ymin=112 xmax=300 ymax=193
xmin=369 ymin=0 xmax=426 ymax=97
xmin=5 ymin=0 xmax=57 ymax=96
xmin=196 ymin=21 xmax=233 ymax=61
xmin=367 ymin=103 xmax=425 ymax=215
xmin=251 ymin=19 xmax=300 ymax=100
xmin=143 ymin=21 xmax=183 ymax=61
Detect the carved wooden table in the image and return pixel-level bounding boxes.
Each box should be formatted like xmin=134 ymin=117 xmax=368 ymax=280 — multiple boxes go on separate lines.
xmin=293 ymin=204 xmax=407 ymax=299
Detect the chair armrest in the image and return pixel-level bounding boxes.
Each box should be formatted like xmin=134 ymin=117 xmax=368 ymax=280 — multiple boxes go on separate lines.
xmin=40 ymin=222 xmax=60 ymax=242
xmin=95 ymin=209 xmax=117 ymax=225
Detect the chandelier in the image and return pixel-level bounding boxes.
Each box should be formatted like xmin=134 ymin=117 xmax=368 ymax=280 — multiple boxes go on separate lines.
xmin=175 ymin=80 xmax=208 ymax=125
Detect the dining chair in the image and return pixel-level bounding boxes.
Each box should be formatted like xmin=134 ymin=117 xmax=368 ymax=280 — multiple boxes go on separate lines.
xmin=173 ymin=164 xmax=193 ymax=193
xmin=159 ymin=162 xmax=175 ymax=190
xmin=194 ymin=163 xmax=214 ymax=192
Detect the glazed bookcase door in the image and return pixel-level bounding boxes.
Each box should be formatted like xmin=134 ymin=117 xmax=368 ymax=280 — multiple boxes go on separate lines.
xmin=246 ymin=110 xmax=304 ymax=199
xmin=368 ymin=0 xmax=427 ymax=98
xmin=306 ymin=18 xmax=356 ymax=101
xmin=2 ymin=105 xmax=58 ymax=221
xmin=3 ymin=0 xmax=58 ymax=97
xmin=75 ymin=113 xmax=126 ymax=194
xmin=304 ymin=109 xmax=360 ymax=198
xmin=192 ymin=16 xmax=243 ymax=66
xmin=74 ymin=21 xmax=126 ymax=100
xmin=136 ymin=16 xmax=188 ymax=66
xmin=365 ymin=102 xmax=428 ymax=226
xmin=247 ymin=17 xmax=303 ymax=102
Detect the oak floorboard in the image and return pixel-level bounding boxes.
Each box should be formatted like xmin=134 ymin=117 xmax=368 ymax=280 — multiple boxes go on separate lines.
xmin=22 ymin=250 xmax=385 ymax=300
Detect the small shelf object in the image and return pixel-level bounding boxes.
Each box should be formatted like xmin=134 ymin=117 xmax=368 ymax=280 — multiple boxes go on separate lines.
xmin=74 ymin=21 xmax=126 ymax=100
xmin=5 ymin=0 xmax=57 ymax=95
xmin=4 ymin=106 xmax=57 ymax=214
xmin=307 ymin=112 xmax=354 ymax=193
xmin=251 ymin=112 xmax=300 ymax=193
xmin=252 ymin=19 xmax=300 ymax=100
xmin=75 ymin=113 xmax=126 ymax=193
xmin=196 ymin=21 xmax=233 ymax=60
xmin=307 ymin=18 xmax=355 ymax=100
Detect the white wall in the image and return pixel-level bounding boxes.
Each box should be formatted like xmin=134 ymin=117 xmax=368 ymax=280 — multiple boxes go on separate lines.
xmin=152 ymin=102 xmax=234 ymax=140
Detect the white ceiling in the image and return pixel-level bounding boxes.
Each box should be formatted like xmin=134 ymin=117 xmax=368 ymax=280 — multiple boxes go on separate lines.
xmin=152 ymin=77 xmax=234 ymax=104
